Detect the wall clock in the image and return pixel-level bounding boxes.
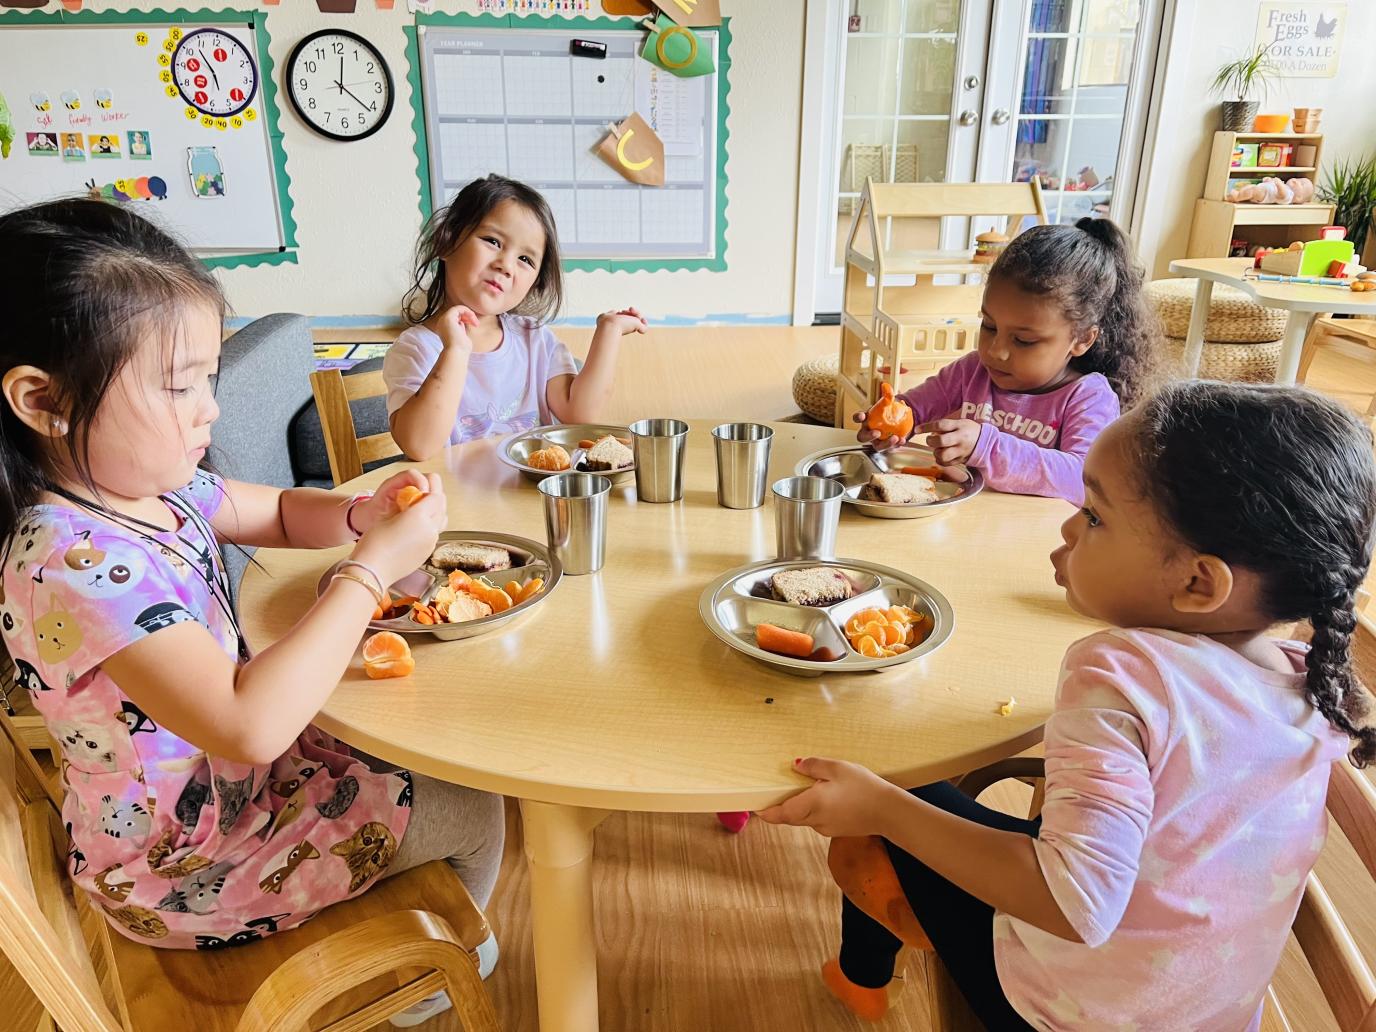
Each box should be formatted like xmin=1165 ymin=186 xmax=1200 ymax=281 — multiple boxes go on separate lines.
xmin=286 ymin=30 xmax=394 ymax=142
xmin=172 ymin=27 xmax=259 ymax=118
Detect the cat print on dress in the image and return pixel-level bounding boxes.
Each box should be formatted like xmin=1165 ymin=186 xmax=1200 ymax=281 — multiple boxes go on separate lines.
xmin=191 ymin=912 xmax=295 ymax=951
xmin=156 ymin=861 xmax=233 ymax=914
xmin=269 ymin=785 xmax=309 ymax=836
xmin=395 ymin=769 xmax=413 ymax=808
xmin=34 ymin=597 xmax=82 ymax=664
xmin=269 ymin=761 xmax=320 ymax=798
xmin=118 ymin=700 xmax=157 ymax=737
xmin=52 ymin=720 xmax=119 ymax=771
xmin=95 ymin=864 xmax=135 ymax=902
xmin=12 ymin=519 xmax=44 ymax=573
xmin=329 ymin=822 xmax=397 ymax=893
xmin=259 ymin=839 xmax=320 ymax=894
xmin=144 ymin=826 xmax=214 ymax=880
xmin=64 ymin=533 xmax=143 ymax=600
xmin=213 ymin=771 xmax=254 ymax=835
xmin=99 ymin=794 xmax=151 ymax=844
xmin=102 ymin=903 xmax=169 ymax=940
xmin=65 ymin=821 xmax=88 ymax=875
xmin=174 ymin=777 xmax=211 ymax=833
xmin=12 ymin=657 xmax=51 ymax=693
xmin=134 ymin=601 xmax=198 ymax=635
xmin=315 ymin=775 xmax=359 ymax=819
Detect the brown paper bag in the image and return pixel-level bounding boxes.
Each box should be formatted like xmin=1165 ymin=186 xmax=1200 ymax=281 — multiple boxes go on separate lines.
xmin=597 ymin=112 xmax=665 ymax=187
xmin=649 ymin=0 xmax=720 ymax=26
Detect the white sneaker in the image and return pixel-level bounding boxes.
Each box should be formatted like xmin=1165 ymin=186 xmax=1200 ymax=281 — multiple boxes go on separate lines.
xmin=388 ymin=933 xmax=499 ymax=1028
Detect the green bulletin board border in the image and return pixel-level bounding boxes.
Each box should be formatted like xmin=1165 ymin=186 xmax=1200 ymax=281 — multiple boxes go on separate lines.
xmin=406 ymin=12 xmax=731 ymax=273
xmin=0 ymin=6 xmax=298 ymax=271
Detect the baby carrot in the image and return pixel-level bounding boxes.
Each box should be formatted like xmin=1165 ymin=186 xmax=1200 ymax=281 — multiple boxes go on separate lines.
xmin=755 ymin=623 xmax=815 ymax=659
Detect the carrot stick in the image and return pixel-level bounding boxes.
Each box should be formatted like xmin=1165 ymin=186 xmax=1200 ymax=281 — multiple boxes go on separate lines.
xmin=755 ymin=623 xmax=815 ymax=659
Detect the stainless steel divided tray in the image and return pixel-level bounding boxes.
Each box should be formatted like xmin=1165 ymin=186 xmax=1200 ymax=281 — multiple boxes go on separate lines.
xmin=499 ymin=423 xmax=636 ymax=485
xmin=699 ymin=558 xmax=954 ymax=677
xmin=794 ymin=445 xmax=983 ymax=519
xmin=318 ymin=531 xmax=562 ymax=641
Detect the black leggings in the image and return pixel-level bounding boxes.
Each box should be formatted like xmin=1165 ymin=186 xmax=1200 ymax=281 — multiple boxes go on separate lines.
xmin=838 ymin=781 xmax=1039 ymax=1031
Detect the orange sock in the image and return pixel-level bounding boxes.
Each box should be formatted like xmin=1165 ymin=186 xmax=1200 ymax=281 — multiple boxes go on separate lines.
xmin=821 ymin=958 xmax=889 ymax=1021
xmin=828 ymin=836 xmax=932 ymax=949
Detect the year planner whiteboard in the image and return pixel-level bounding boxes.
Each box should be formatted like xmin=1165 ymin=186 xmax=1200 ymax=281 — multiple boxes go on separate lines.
xmin=0 ymin=11 xmax=293 ymax=265
xmin=414 ymin=17 xmax=728 ymax=270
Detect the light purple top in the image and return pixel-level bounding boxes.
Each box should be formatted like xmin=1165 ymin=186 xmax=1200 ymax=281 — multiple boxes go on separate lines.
xmin=382 ymin=313 xmax=578 ymax=444
xmin=897 ymin=352 xmax=1120 ymax=505
xmin=995 ymin=629 xmax=1346 ymax=1030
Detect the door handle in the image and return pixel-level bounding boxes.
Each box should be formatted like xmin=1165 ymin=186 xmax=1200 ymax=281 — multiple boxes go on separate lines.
xmin=958 ymin=109 xmax=978 ymax=127
xmin=991 ymin=108 xmax=1011 ymax=126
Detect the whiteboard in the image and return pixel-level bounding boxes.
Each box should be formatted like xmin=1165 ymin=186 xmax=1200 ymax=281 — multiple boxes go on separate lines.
xmin=0 ymin=14 xmax=289 ymax=259
xmin=416 ymin=22 xmax=724 ymax=265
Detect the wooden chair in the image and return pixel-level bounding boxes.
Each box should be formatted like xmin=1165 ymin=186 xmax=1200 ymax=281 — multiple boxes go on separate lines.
xmin=1296 ymin=315 xmax=1376 ymax=426
xmin=0 ymin=708 xmax=501 ymax=1032
xmin=309 ymin=367 xmax=403 ymax=487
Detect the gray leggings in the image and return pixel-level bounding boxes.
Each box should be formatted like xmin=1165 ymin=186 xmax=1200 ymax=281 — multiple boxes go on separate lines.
xmin=359 ymin=752 xmax=506 ymax=911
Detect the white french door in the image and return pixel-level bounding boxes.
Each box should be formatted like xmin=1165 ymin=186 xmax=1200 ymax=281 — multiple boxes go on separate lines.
xmin=798 ymin=0 xmax=1162 ymax=320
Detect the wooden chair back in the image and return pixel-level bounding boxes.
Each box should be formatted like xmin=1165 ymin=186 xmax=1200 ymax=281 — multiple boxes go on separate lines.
xmin=0 ymin=708 xmax=124 ymax=1032
xmin=1268 ymin=610 xmax=1376 ymax=1031
xmin=308 ymin=368 xmax=402 ymax=486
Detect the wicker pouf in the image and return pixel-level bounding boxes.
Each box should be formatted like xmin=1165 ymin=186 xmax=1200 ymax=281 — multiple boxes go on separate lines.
xmin=792 ymin=355 xmax=841 ymax=424
xmin=1147 ymin=278 xmax=1288 ymax=343
xmin=1162 ymin=336 xmax=1282 ymax=382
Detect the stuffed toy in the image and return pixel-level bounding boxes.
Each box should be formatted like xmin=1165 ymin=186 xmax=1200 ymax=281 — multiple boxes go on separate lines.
xmin=1227 ymin=176 xmax=1316 ymax=204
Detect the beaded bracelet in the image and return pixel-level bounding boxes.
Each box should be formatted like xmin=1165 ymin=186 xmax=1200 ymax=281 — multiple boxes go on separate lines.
xmin=331 ymin=570 xmax=384 ymax=606
xmin=336 ymin=558 xmax=386 ymax=599
xmin=344 ymin=493 xmax=374 ymax=539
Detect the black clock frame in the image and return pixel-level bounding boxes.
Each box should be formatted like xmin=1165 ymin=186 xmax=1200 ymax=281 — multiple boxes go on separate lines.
xmin=285 ymin=28 xmax=395 ymax=143
xmin=174 ymin=27 xmax=259 ymax=118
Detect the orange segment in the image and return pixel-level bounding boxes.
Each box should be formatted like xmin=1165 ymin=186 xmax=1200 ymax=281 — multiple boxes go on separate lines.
xmin=362 ymin=631 xmax=415 ymax=679
xmin=517 ymin=577 xmax=545 ymax=603
xmin=844 ymin=603 xmax=933 ymax=659
xmin=395 ymin=485 xmax=426 ymax=510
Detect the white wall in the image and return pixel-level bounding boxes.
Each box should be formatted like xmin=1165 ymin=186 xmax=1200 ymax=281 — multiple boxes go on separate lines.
xmin=1136 ymin=0 xmax=1376 ymax=279
xmin=54 ymin=1 xmax=805 ymax=322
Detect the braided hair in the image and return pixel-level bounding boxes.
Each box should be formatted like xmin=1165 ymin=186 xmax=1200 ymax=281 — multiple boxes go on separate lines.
xmin=1133 ymin=381 xmax=1376 ymax=766
xmin=991 ymin=217 xmax=1161 ymax=408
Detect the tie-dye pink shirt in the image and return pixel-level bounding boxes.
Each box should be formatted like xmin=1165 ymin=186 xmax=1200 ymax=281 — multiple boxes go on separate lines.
xmin=995 ymin=629 xmax=1347 ymax=1030
xmin=0 ymin=471 xmax=412 ymax=950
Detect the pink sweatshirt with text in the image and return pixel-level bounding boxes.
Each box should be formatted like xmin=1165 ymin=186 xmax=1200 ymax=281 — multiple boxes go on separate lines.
xmin=995 ymin=629 xmax=1346 ymax=1031
xmin=898 ymin=352 xmax=1119 ymax=505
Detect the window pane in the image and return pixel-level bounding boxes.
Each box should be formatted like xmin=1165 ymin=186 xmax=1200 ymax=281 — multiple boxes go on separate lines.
xmin=851 ymin=0 xmax=904 ymax=36
xmin=1029 ymin=0 xmax=1141 ymax=34
xmin=895 ymin=118 xmax=949 ymax=183
xmin=900 ymin=39 xmax=956 ymax=116
xmin=844 ymin=38 xmax=900 ymax=117
xmin=838 ymin=119 xmax=895 ymax=195
xmin=904 ymin=0 xmax=960 ymax=33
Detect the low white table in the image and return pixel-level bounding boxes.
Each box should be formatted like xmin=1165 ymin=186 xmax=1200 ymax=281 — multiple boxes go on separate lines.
xmin=1168 ymin=257 xmax=1376 ymax=384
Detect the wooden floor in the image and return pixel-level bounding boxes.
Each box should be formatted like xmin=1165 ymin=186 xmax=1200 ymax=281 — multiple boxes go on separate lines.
xmin=8 ymin=332 xmax=1376 ymax=1031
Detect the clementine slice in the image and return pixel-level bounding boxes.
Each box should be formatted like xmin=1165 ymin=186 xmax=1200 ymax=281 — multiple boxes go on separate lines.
xmin=362 ymin=631 xmax=415 ymax=679
xmin=395 ymin=485 xmax=426 ymax=511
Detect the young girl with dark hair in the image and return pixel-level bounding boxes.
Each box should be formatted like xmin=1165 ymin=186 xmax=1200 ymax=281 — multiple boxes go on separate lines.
xmin=855 ymin=216 xmax=1159 ymax=505
xmin=387 ymin=173 xmax=646 ymax=459
xmin=765 ymin=380 xmax=1376 ymax=1030
xmin=0 ymin=199 xmax=503 ymax=1027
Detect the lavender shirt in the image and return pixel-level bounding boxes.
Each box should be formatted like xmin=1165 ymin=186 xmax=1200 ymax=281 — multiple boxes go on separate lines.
xmin=383 ymin=313 xmax=578 ymax=444
xmin=898 ymin=352 xmax=1120 ymax=505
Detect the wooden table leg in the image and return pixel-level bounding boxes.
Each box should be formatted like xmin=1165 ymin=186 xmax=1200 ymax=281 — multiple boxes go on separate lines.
xmin=519 ymin=799 xmax=610 ymax=1032
xmin=1275 ymin=310 xmax=1318 ymax=385
xmin=1181 ymin=278 xmax=1214 ymax=377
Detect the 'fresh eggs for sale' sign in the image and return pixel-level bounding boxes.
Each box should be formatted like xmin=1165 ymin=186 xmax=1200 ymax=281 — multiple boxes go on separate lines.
xmin=1255 ymin=2 xmax=1346 ymax=77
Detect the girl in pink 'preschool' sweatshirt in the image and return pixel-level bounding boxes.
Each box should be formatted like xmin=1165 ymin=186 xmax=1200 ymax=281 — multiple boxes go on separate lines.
xmin=856 ymin=216 xmax=1159 ymax=507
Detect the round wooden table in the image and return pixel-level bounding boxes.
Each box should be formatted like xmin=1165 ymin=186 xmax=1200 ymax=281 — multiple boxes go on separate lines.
xmin=238 ymin=419 xmax=1099 ymax=1032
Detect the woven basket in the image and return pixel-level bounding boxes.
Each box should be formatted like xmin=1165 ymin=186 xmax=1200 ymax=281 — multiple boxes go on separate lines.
xmin=792 ymin=355 xmax=842 ymax=424
xmin=1163 ymin=336 xmax=1282 ymax=382
xmin=1146 ymin=278 xmax=1288 ymax=343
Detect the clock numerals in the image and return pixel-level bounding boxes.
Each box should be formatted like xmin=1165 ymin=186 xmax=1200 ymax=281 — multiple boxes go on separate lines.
xmin=288 ymin=30 xmax=393 ymax=142
xmin=173 ymin=28 xmax=258 ymax=119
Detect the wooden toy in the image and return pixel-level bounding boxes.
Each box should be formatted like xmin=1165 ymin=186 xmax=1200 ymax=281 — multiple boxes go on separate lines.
xmin=1258 ymin=233 xmax=1355 ymax=276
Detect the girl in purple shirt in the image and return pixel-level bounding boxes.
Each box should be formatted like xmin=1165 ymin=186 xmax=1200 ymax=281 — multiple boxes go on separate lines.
xmin=856 ymin=217 xmax=1159 ymax=506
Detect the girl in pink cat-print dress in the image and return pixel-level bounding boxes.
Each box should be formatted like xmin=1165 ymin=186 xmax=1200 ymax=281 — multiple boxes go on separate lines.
xmin=0 ymin=200 xmax=503 ymax=1022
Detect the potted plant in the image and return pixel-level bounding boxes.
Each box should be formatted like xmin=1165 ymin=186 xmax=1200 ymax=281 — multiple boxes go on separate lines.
xmin=1319 ymin=154 xmax=1376 ymax=255
xmin=1210 ymin=45 xmax=1279 ymax=133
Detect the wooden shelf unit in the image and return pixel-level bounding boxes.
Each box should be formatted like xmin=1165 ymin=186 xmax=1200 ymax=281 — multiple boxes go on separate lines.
xmin=1202 ymin=130 xmax=1326 ymax=201
xmin=1186 ymin=130 xmax=1334 ymax=257
xmin=835 ymin=179 xmax=1048 ymax=427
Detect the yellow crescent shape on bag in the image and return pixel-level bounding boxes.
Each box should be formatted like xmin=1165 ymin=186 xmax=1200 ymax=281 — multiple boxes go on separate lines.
xmin=655 ymin=25 xmax=698 ymax=70
xmin=615 ymin=128 xmax=654 ymax=171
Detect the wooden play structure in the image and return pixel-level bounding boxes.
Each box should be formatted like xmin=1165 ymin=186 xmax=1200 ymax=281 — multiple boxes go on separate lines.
xmin=835 ymin=179 xmax=1048 ymax=427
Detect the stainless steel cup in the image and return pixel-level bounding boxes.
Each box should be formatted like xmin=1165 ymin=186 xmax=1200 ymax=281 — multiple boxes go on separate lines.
xmin=712 ymin=422 xmax=775 ymax=509
xmin=538 ymin=472 xmax=612 ymax=575
xmin=629 ymin=418 xmax=689 ymax=503
xmin=773 ymin=475 xmax=844 ymax=560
